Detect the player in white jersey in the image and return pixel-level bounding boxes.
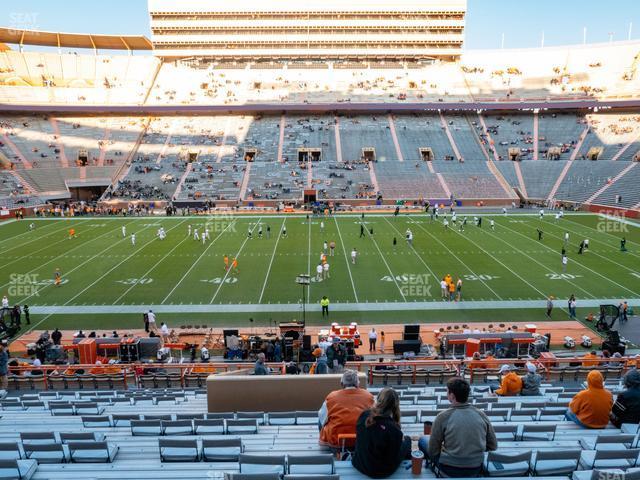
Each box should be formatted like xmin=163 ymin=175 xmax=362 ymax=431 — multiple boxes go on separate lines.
xmin=29 ymin=223 xmax=35 ymax=231
xmin=539 ymin=209 xmax=544 ymax=219
xmin=316 ymin=263 xmax=323 ymax=282
xmin=323 ymin=262 xmax=330 ymax=279
xmin=122 ymin=225 xmax=126 ymax=238
xmin=204 ymin=228 xmax=210 ymax=240
xmin=323 ymin=241 xmax=328 ymax=253
xmin=320 ymin=221 xmax=325 ymax=232
xmin=193 ymin=229 xmax=199 ymax=241
xmin=555 ymin=213 xmax=560 ymax=222
xmin=452 ymin=212 xmax=457 ymax=224
xmin=502 ymin=207 xmax=507 ymax=215
xmin=188 ymin=225 xmax=192 ymax=237
xmin=131 ymin=233 xmax=136 ymax=246
xmin=490 ymin=219 xmax=495 ymax=230
xmin=351 ymin=248 xmax=358 ymax=264
xmin=202 ymin=232 xmax=206 ymax=245
xmin=159 ymin=228 xmax=166 ymax=240
xmin=564 ymin=232 xmax=569 ymax=245
xmin=443 ymin=219 xmax=449 ymax=229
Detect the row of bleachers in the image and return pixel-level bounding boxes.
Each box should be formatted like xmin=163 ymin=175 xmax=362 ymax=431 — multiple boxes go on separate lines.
xmin=554 ymin=161 xmax=630 ymax=203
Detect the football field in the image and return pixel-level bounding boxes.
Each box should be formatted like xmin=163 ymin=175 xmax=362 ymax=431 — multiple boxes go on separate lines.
xmin=1 ymin=212 xmax=639 ymax=332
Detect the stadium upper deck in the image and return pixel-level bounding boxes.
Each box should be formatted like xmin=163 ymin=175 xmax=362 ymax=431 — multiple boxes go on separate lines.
xmin=148 ymin=0 xmax=466 ymax=61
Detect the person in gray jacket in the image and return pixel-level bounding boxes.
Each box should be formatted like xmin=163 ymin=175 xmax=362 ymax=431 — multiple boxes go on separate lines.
xmin=521 ymin=362 xmax=542 ymax=396
xmin=418 ymin=377 xmax=497 ymax=477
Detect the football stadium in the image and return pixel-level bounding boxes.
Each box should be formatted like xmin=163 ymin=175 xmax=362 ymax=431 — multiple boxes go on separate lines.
xmin=0 ymin=0 xmax=640 ymax=479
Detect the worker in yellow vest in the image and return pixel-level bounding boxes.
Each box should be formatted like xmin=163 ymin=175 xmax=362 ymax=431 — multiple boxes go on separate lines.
xmin=321 ymin=296 xmax=330 ymax=318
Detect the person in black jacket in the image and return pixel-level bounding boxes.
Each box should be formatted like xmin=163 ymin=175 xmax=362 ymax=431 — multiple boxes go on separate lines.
xmin=610 ymin=369 xmax=640 ymax=427
xmin=352 ymin=387 xmax=411 ymax=478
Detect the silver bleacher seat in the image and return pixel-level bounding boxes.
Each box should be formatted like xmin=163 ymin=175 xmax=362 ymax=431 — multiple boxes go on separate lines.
xmin=287 ymin=454 xmax=335 ymax=475
xmin=60 ymin=432 xmax=104 ymax=444
xmin=131 ymin=420 xmax=162 ymax=436
xmin=202 ymin=438 xmax=244 ymax=462
xmin=268 ymin=412 xmax=297 ymax=426
xmin=158 ymin=438 xmax=199 ymax=462
xmin=22 ymin=443 xmax=68 ymax=464
xmin=81 ymin=415 xmax=111 ymax=428
xmin=19 ymin=432 xmax=56 ymax=445
xmin=239 ymin=454 xmax=287 ymax=475
xmin=485 ymin=450 xmax=533 ymax=477
xmin=580 ymin=449 xmax=640 ymax=470
xmin=227 ymin=419 xmax=259 ymax=435
xmin=521 ymin=424 xmax=557 ymax=441
xmin=0 ymin=443 xmax=21 ymax=461
xmin=0 ymin=459 xmax=38 ymax=480
xmin=532 ymin=450 xmax=582 ymax=476
xmin=194 ymin=419 xmax=225 ymax=435
xmin=161 ymin=420 xmax=194 ymax=436
xmin=295 ymin=411 xmax=319 ymax=425
xmin=68 ymin=441 xmax=118 ymax=463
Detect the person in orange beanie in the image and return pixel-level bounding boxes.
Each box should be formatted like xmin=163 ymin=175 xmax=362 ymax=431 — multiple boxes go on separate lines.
xmin=565 ymin=370 xmax=613 ymax=428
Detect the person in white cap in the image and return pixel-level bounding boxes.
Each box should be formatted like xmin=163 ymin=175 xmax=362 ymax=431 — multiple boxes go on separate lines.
xmin=490 ymin=365 xmax=522 ymax=396
xmin=520 ymin=362 xmax=542 ymax=396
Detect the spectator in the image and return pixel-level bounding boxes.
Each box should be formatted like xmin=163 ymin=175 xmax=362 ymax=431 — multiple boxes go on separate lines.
xmin=610 ymin=369 xmax=640 ymax=427
xmin=254 ymin=353 xmax=269 ymax=375
xmin=51 ymin=328 xmax=62 ymax=346
xmin=520 ymin=362 xmax=542 ymax=396
xmin=319 ymin=370 xmax=374 ymax=450
xmin=581 ymin=350 xmax=600 ymax=367
xmin=326 ymin=338 xmax=346 ymax=373
xmin=368 ymin=328 xmax=377 ymax=352
xmin=352 ymin=387 xmax=411 ymax=478
xmin=419 ymin=377 xmax=497 ymax=477
xmin=566 ymin=370 xmax=613 ymax=428
xmin=311 ymin=347 xmax=329 ymax=374
xmin=160 ymin=322 xmax=170 ymax=342
xmin=491 ymin=365 xmax=522 ymax=396
xmin=0 ymin=343 xmax=8 ymax=390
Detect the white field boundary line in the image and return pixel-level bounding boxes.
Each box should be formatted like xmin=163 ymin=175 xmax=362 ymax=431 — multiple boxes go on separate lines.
xmin=363 ymin=220 xmax=407 ymax=301
xmin=258 ymin=218 xmax=286 ymax=304
xmin=597 ymin=213 xmax=640 ymax=229
xmin=28 ymin=220 xmax=186 ymax=320
xmin=479 ymin=220 xmax=597 ymax=300
xmin=0 ymin=219 xmax=145 ymax=292
xmin=333 ymin=216 xmax=359 ymax=303
xmin=161 ymin=219 xmax=238 ymax=304
xmin=440 ymin=219 xmax=553 ymax=301
xmin=0 ymin=219 xmax=17 ymax=228
xmin=23 ymin=212 xmax=603 ymax=221
xmin=18 ymin=219 xmax=157 ymax=310
xmin=0 ymin=219 xmax=64 ymax=245
xmin=112 ymin=224 xmax=204 ymax=305
xmin=30 ymin=298 xmax=640 ymax=314
xmin=0 ymin=220 xmax=76 ymax=252
xmin=210 ymin=217 xmax=263 ymax=304
xmin=496 ymin=219 xmax=639 ymax=298
xmin=389 ymin=216 xmax=503 ymax=301
xmin=0 ymin=222 xmax=123 ymax=272
xmin=538 ymin=219 xmax=639 ymax=274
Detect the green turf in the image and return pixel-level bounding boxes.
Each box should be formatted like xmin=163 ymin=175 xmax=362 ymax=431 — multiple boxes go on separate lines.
xmin=0 ymin=212 xmax=638 ymax=331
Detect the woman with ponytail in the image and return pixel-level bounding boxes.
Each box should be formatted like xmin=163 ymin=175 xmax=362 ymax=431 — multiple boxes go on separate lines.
xmin=351 ymin=387 xmax=411 ymax=478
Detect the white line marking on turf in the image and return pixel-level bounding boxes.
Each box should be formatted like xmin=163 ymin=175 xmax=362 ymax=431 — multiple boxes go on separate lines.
xmin=0 ymin=218 xmax=63 ymax=246
xmin=41 ymin=220 xmax=186 ymax=309
xmin=160 ymin=219 xmax=238 ymax=304
xmin=334 ymin=216 xmax=359 ymax=303
xmin=112 ymin=224 xmax=200 ymax=304
xmin=210 ymin=217 xmax=263 ymax=304
xmin=500 ymin=218 xmax=640 ymax=297
xmin=363 ymin=220 xmax=407 ymax=301
xmin=0 ymin=220 xmax=79 ymax=253
xmin=492 ymin=220 xmax=621 ymax=298
xmin=258 ymin=218 xmax=286 ymax=304
xmin=1 ymin=219 xmax=143 ymax=292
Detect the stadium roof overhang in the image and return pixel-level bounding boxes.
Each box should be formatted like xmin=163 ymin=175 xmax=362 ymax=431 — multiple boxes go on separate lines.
xmin=0 ymin=27 xmax=153 ymax=51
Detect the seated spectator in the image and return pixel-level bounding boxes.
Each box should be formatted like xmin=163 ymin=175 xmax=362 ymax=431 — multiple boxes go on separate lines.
xmin=566 ymin=370 xmax=613 ymax=428
xmin=254 ymin=353 xmax=269 ymax=375
xmin=581 ymin=350 xmax=600 ymax=367
xmin=352 ymin=387 xmax=411 ymax=478
xmin=319 ymin=369 xmax=374 ymax=450
xmin=520 ymin=362 xmax=541 ymax=396
xmin=491 ymin=365 xmax=522 ymax=396
xmin=468 ymin=352 xmax=483 ymax=369
xmin=419 ymin=377 xmax=497 ymax=477
xmin=610 ymin=369 xmax=640 ymax=427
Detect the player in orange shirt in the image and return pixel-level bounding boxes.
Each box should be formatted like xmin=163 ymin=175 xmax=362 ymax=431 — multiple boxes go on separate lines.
xmin=54 ymin=268 xmax=62 ymax=287
xmin=68 ymin=228 xmax=76 ymax=239
xmin=231 ymin=258 xmax=238 ymax=274
xmin=223 ymin=255 xmax=229 ymax=271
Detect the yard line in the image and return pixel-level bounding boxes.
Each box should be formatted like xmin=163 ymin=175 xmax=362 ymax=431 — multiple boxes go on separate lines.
xmin=363 ymin=220 xmax=407 ymax=301
xmin=495 ymin=220 xmax=638 ymax=298
xmin=0 ymin=219 xmax=63 ymax=246
xmin=210 ymin=217 xmax=263 ymax=303
xmin=443 ymin=220 xmax=553 ymax=301
xmin=556 ymin=216 xmax=640 ymax=259
xmin=0 ymin=220 xmax=142 ymax=292
xmin=24 ymin=219 xmax=187 ymax=309
xmin=258 ymin=218 xmax=286 ymax=303
xmin=0 ymin=220 xmax=78 ymax=253
xmin=112 ymin=224 xmax=200 ymax=304
xmin=535 ymin=220 xmax=639 ymax=273
xmin=0 ymin=222 xmax=118 ymax=272
xmin=388 ymin=217 xmax=502 ymax=300
xmin=161 ymin=220 xmax=237 ymax=304
xmin=333 ymin=216 xmax=358 ymax=303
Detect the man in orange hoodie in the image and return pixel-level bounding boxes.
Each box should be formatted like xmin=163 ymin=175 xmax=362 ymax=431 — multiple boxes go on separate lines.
xmin=319 ymin=369 xmax=374 ymax=450
xmin=581 ymin=350 xmax=600 ymax=367
xmin=491 ymin=365 xmax=523 ymax=396
xmin=566 ymin=370 xmax=613 ymax=428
